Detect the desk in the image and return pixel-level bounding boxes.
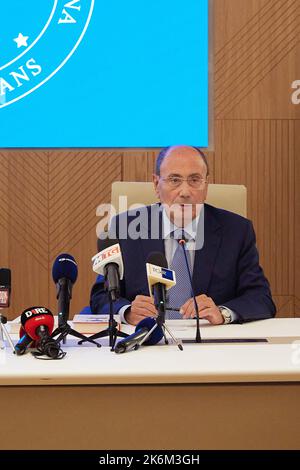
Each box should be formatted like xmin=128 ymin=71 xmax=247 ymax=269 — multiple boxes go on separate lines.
xmin=1 ymin=319 xmax=300 ymax=449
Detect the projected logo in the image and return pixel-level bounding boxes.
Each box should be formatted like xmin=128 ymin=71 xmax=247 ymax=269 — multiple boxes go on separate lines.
xmin=0 ymin=0 xmax=94 ymax=108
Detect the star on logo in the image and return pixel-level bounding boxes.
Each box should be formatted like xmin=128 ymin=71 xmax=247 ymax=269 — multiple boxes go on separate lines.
xmin=1 ymin=0 xmax=95 ymax=110
xmin=13 ymin=33 xmax=29 ymax=48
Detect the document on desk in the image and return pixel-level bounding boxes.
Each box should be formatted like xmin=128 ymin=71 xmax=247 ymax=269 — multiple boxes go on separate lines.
xmin=164 ymin=320 xmax=269 ymax=343
xmin=72 ymin=314 xmax=121 ymax=334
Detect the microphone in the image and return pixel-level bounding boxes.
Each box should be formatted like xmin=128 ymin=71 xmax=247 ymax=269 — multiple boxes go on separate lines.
xmin=21 ymin=307 xmax=61 ymax=359
xmin=92 ymin=234 xmax=124 ymax=302
xmin=115 ymin=317 xmax=163 ymax=354
xmin=0 ymin=268 xmax=11 ymax=308
xmin=52 ymin=253 xmax=78 ymax=326
xmin=14 ymin=327 xmax=34 ymax=356
xmin=80 ymin=233 xmax=129 ymax=350
xmin=178 ymin=236 xmax=201 ymax=343
xmin=146 ymin=252 xmax=176 ymax=325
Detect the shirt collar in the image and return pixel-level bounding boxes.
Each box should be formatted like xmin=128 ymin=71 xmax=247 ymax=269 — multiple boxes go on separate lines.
xmin=162 ymin=204 xmax=204 ymax=241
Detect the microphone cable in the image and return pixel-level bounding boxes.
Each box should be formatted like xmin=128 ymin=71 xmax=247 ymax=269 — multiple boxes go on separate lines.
xmin=178 ymin=237 xmax=201 ymax=343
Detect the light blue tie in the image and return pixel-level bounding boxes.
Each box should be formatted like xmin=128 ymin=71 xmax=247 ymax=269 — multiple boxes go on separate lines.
xmin=166 ymin=229 xmax=193 ymax=319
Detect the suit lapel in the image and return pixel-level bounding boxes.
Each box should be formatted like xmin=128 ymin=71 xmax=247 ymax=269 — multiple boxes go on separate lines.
xmin=140 ymin=204 xmax=165 ymax=259
xmin=192 ymin=205 xmax=222 ymax=295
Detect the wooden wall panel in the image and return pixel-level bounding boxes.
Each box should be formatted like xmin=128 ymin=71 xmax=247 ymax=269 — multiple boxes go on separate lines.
xmin=295 ymin=120 xmax=300 ymax=317
xmin=214 ymin=120 xmax=296 ymax=316
xmin=0 ymin=151 xmax=122 ymax=319
xmin=214 ymin=0 xmax=300 ymax=119
xmin=122 ymin=150 xmax=158 ymax=181
xmin=213 ymin=0 xmax=300 ymax=317
xmin=0 ymin=151 xmax=49 ymax=318
xmin=0 ymin=0 xmax=299 ymax=320
xmin=47 ymin=150 xmax=123 ymax=316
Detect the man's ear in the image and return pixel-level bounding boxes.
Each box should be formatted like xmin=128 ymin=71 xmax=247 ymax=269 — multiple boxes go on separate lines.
xmin=152 ymin=174 xmax=160 ymax=198
xmin=202 ymin=174 xmax=209 ymax=202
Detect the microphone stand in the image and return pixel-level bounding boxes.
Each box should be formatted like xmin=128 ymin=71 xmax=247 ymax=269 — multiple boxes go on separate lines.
xmin=52 ymin=279 xmax=101 ymax=347
xmin=78 ymin=292 xmax=129 ymax=351
xmin=179 ymin=238 xmax=202 ymax=343
xmin=0 ymin=314 xmax=16 ymax=352
xmin=136 ymin=284 xmax=183 ymax=351
xmin=56 ymin=277 xmax=72 ymax=344
xmin=51 ymin=320 xmax=101 ymax=348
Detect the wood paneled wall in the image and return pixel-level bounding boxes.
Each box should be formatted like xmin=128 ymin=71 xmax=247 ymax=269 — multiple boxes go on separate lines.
xmin=0 ymin=0 xmax=299 ymax=319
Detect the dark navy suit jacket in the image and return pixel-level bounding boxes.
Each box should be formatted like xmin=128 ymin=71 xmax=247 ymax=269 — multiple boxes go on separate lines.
xmin=90 ymin=203 xmax=276 ymax=322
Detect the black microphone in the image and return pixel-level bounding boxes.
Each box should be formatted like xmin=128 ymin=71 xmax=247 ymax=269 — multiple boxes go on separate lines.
xmin=93 ymin=235 xmax=124 ymax=302
xmin=178 ymin=236 xmax=201 ymax=343
xmin=52 ymin=253 xmax=78 ymax=327
xmin=146 ymin=252 xmax=175 ymax=326
xmin=115 ymin=317 xmax=163 ymax=354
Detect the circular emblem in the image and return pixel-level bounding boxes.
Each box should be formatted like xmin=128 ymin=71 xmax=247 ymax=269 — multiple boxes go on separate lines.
xmin=0 ymin=0 xmax=94 ymax=108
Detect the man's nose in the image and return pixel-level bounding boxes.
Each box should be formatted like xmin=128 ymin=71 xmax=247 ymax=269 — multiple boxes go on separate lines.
xmin=178 ymin=181 xmax=192 ymax=197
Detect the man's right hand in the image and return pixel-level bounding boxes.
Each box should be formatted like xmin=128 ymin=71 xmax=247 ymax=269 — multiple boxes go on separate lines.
xmin=124 ymin=295 xmax=157 ymax=325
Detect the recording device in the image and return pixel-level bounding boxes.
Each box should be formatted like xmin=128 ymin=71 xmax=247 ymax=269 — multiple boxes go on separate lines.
xmin=21 ymin=307 xmax=63 ymax=359
xmin=0 ymin=314 xmax=16 ymax=352
xmin=92 ymin=236 xmax=124 ymax=302
xmin=114 ymin=317 xmax=163 ymax=354
xmin=146 ymin=252 xmax=176 ymax=326
xmin=0 ymin=268 xmax=11 ymax=308
xmin=52 ymin=253 xmax=78 ymax=326
xmin=0 ymin=268 xmax=16 ymax=352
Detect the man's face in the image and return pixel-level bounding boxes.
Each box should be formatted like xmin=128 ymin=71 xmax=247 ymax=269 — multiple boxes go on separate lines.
xmin=153 ymin=146 xmax=208 ymax=226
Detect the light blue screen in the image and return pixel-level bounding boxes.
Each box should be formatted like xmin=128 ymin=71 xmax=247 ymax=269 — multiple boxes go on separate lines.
xmin=0 ymin=0 xmax=208 ymax=148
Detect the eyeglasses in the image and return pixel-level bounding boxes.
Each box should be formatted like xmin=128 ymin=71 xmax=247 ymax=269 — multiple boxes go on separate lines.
xmin=161 ymin=175 xmax=207 ymax=189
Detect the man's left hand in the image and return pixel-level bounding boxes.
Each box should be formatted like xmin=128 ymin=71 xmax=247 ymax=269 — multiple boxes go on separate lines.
xmin=180 ymin=294 xmax=224 ymax=325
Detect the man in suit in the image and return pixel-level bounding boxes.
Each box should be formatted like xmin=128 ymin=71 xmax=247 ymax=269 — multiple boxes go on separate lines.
xmin=90 ymin=145 xmax=276 ymax=325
